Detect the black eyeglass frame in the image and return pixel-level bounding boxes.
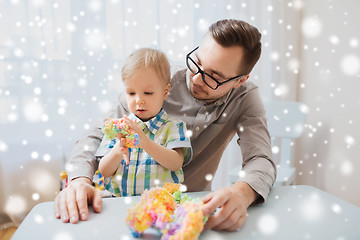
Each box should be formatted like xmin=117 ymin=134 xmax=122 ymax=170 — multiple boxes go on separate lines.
xmin=186 ymin=46 xmax=247 ymax=90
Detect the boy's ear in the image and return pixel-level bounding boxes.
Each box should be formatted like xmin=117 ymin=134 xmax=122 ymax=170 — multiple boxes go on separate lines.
xmin=164 ymin=83 xmax=171 ymax=98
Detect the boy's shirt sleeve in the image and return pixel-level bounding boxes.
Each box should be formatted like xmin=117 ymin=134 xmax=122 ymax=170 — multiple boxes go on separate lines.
xmin=165 ymin=120 xmax=193 ymax=166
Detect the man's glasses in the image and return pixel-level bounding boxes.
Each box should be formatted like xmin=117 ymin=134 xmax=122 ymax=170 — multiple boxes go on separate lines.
xmin=186 ymin=46 xmax=247 ymax=90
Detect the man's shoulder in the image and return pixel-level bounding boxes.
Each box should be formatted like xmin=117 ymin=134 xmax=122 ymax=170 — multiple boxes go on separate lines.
xmin=228 ymin=80 xmax=260 ymax=101
xmin=171 ymin=69 xmax=187 ymax=83
xmin=239 ymin=81 xmax=259 ymax=93
xmin=226 ymin=81 xmax=262 ymax=110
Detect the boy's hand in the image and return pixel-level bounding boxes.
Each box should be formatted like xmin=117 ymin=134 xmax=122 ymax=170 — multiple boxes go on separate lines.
xmin=123 ymin=116 xmax=147 ymax=148
xmin=113 ymin=138 xmax=130 ymax=165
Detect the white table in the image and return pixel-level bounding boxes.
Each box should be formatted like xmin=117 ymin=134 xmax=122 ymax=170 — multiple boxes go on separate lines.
xmin=12 ymin=185 xmax=360 ymax=239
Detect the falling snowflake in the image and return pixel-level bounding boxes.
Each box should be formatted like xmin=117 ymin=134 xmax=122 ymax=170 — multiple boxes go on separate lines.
xmin=179 ymin=184 xmax=187 ymax=192
xmin=45 ymin=129 xmax=53 ymax=137
xmin=271 ymin=51 xmax=280 ymax=61
xmin=53 ymin=232 xmax=73 ymax=240
xmin=32 ymin=193 xmax=40 ymax=201
xmin=329 ymin=35 xmax=340 ymax=45
xmin=344 ymin=135 xmax=355 ymax=146
xmin=287 ymin=58 xmax=300 ymax=73
xmin=340 ymin=54 xmax=360 ymax=76
xmin=197 ymin=19 xmax=209 ymax=32
xmin=272 ymin=146 xmax=280 ymax=154
xmin=349 ymin=38 xmax=359 ymax=48
xmin=186 ymin=130 xmax=193 ymax=138
xmin=331 ymin=203 xmax=342 ymax=214
xmin=238 ymin=170 xmax=246 ymax=178
xmin=31 ymin=151 xmax=39 ymax=159
xmin=154 ymin=179 xmax=160 ymax=185
xmin=257 ymin=214 xmax=278 ymax=235
xmin=123 ymin=197 xmax=132 ymax=205
xmin=33 ymin=213 xmax=44 ymax=224
xmin=43 ymin=154 xmax=51 ymax=162
xmin=13 ymin=48 xmax=24 ymax=58
xmin=66 ymin=23 xmax=76 ymax=32
xmin=274 ymin=84 xmax=288 ymax=97
xmin=120 ymin=235 xmax=131 ymax=240
xmin=205 ymin=174 xmax=213 ymax=181
xmin=85 ymin=31 xmax=105 ymax=51
xmin=302 ymin=16 xmax=322 ymax=38
xmin=299 ymin=193 xmax=324 ymax=222
xmin=0 ymin=140 xmax=9 ymax=152
xmin=5 ymin=195 xmax=27 ymax=215
xmin=340 ymin=161 xmax=353 ymax=175
xmin=30 ymin=169 xmax=57 ymax=193
xmin=23 ymin=101 xmax=44 ymax=122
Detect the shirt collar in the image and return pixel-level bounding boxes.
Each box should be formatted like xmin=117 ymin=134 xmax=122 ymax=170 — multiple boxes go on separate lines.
xmin=186 ymin=69 xmax=233 ymax=106
xmin=128 ymin=108 xmax=168 ymax=134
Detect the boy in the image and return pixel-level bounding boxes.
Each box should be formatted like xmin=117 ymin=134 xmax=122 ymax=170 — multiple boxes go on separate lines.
xmin=97 ymin=48 xmax=192 ymax=196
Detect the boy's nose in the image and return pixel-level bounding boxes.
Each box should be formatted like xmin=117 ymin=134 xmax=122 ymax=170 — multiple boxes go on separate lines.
xmin=136 ymin=96 xmax=144 ymax=104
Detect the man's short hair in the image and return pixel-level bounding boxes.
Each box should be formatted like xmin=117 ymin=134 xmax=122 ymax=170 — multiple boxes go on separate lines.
xmin=209 ymin=19 xmax=262 ymax=74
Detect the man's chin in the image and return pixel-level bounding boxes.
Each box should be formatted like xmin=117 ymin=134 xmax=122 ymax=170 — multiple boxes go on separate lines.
xmin=191 ymin=92 xmax=210 ymax=102
xmin=190 ymin=90 xmax=203 ymax=99
xmin=191 ymin=87 xmax=205 ymax=98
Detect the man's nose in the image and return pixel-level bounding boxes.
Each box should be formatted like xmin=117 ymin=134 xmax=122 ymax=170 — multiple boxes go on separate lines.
xmin=192 ymin=72 xmax=205 ymax=86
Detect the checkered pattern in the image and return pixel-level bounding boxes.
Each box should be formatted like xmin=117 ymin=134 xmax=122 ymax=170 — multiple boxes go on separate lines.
xmin=96 ymin=109 xmax=192 ymax=197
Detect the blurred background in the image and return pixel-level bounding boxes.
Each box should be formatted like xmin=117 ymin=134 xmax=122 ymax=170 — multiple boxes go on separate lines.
xmin=0 ymin=0 xmax=359 ymax=229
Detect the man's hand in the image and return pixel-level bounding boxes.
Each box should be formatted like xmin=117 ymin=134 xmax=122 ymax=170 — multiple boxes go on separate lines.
xmin=54 ymin=177 xmax=102 ymax=224
xmin=201 ymin=181 xmax=258 ymax=231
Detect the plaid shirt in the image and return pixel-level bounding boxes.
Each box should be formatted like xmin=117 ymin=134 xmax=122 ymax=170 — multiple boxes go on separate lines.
xmin=95 ymin=109 xmax=192 ymax=196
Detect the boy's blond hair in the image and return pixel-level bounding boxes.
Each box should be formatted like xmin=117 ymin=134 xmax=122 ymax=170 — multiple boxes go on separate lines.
xmin=121 ymin=48 xmax=171 ymax=86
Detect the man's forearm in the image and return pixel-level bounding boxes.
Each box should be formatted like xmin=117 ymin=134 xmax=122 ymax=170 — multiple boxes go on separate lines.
xmin=70 ymin=177 xmax=92 ymax=185
xmin=67 ymin=94 xmax=128 ymax=181
xmin=238 ymin=157 xmax=276 ymax=203
xmin=67 ymin=128 xmax=103 ymax=181
xmin=232 ymin=181 xmax=259 ymax=207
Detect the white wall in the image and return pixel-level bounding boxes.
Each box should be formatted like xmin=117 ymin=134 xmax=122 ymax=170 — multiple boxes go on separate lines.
xmin=296 ymin=0 xmax=360 ymax=206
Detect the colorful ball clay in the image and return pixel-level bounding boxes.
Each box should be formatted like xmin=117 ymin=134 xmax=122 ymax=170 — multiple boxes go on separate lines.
xmin=126 ymin=183 xmax=207 ymax=240
xmin=102 ymin=118 xmax=140 ymax=148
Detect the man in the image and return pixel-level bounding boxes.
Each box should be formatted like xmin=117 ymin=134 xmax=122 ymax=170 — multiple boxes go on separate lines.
xmin=54 ymin=19 xmax=276 ymax=232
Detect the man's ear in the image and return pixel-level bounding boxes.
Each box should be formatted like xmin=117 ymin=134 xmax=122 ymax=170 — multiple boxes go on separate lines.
xmin=234 ymin=74 xmax=250 ymax=88
xmin=164 ymin=83 xmax=171 ymax=98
